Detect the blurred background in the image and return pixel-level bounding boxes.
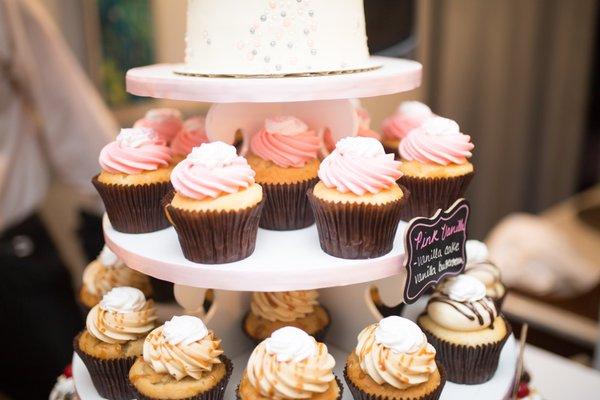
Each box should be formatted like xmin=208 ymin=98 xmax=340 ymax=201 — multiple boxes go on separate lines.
xmin=1 ymin=0 xmax=599 ymax=398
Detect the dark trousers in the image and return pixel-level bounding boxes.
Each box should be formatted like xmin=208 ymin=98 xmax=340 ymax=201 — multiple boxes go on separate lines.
xmin=0 ymin=214 xmax=84 ymax=400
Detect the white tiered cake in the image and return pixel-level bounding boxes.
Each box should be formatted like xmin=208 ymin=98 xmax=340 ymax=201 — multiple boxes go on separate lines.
xmin=177 ymin=0 xmax=378 ymax=76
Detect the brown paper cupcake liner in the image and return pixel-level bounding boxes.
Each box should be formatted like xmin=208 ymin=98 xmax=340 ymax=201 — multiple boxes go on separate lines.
xmin=307 ymin=186 xmax=409 ymax=259
xmin=241 ymin=308 xmax=331 ymax=345
xmin=73 ymin=332 xmax=137 ymax=400
xmin=343 ymin=361 xmax=446 ymax=400
xmin=236 ymin=375 xmax=343 ymax=400
xmin=130 ymin=356 xmax=233 ymax=400
xmin=397 ymin=172 xmax=474 ymax=221
xmin=258 ymin=177 xmax=319 ymax=230
xmin=418 ymin=315 xmax=512 ymax=385
xmin=164 ymin=192 xmax=264 ymax=264
xmin=92 ymin=175 xmax=172 ymax=233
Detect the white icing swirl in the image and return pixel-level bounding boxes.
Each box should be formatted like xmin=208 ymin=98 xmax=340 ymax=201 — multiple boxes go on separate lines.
xmin=265 ymin=116 xmax=309 ymax=136
xmin=397 ymin=101 xmax=432 ymax=118
xmin=98 ymin=245 xmax=122 ymax=269
xmin=100 ymin=287 xmax=146 ymax=313
xmin=187 ymin=141 xmax=238 ymax=169
xmin=375 ymin=316 xmax=425 ymax=354
xmin=116 ymin=128 xmax=158 ymax=148
xmin=335 ymin=136 xmax=385 ymax=158
xmin=439 ymin=275 xmax=486 ymax=302
xmin=466 ymin=240 xmax=490 ymax=264
xmin=265 ymin=327 xmax=317 ymax=362
xmin=418 ymin=116 xmax=460 ymax=137
xmin=163 ymin=315 xmax=208 ymax=346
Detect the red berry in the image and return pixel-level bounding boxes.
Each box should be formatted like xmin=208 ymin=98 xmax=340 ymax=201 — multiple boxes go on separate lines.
xmin=63 ymin=364 xmax=73 ymax=378
xmin=517 ymin=382 xmax=530 ymax=398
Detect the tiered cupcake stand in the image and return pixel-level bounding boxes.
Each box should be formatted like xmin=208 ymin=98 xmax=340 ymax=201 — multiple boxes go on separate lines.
xmin=73 ymin=57 xmax=518 ymax=400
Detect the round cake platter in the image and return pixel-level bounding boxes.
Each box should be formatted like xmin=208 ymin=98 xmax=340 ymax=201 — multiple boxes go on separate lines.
xmin=73 ymin=335 xmax=518 ymax=400
xmin=102 ymin=214 xmax=409 ymax=291
xmin=126 ymin=56 xmax=421 ymax=103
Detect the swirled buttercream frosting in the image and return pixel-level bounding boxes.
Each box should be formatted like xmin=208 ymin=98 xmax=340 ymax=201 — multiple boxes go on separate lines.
xmin=356 ymin=317 xmax=437 ymax=389
xmin=134 ymin=108 xmax=183 ymax=143
xmin=250 ymin=116 xmax=320 ymax=168
xmin=251 ymin=290 xmax=319 ymax=322
xmin=170 ymin=141 xmax=255 ymax=200
xmin=464 ymin=240 xmax=504 ymax=297
xmin=99 ymin=128 xmax=173 ymax=175
xmin=382 ymin=101 xmax=433 ymax=140
xmin=86 ymin=287 xmax=156 ymax=344
xmin=399 ymin=116 xmax=474 ymax=165
xmin=170 ymin=116 xmax=208 ymax=157
xmin=427 ymin=275 xmax=498 ymax=331
xmin=246 ymin=327 xmax=336 ymax=399
xmin=318 ymin=137 xmax=402 ymax=196
xmin=143 ymin=316 xmax=223 ymax=380
xmin=82 ymin=246 xmax=148 ymax=297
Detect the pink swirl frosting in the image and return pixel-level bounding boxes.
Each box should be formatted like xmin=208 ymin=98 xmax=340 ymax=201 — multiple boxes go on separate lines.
xmin=399 ymin=116 xmax=474 ymax=165
xmin=134 ymin=108 xmax=183 ymax=143
xmin=356 ymin=107 xmax=381 ymax=140
xmin=318 ymin=137 xmax=402 ymax=196
xmin=170 ymin=117 xmax=208 ymax=157
xmin=170 ymin=141 xmax=255 ymax=200
xmin=382 ymin=101 xmax=433 ymax=140
xmin=99 ymin=128 xmax=173 ymax=174
xmin=250 ymin=116 xmax=320 ymax=168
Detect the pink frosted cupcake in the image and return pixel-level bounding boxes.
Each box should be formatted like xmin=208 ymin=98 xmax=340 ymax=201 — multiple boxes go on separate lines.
xmin=398 ymin=116 xmax=474 ymax=220
xmin=170 ymin=116 xmax=208 ymax=161
xmin=134 ymin=108 xmax=183 ymax=143
xmin=93 ymin=128 xmax=174 ymax=233
xmin=247 ymin=116 xmax=321 ymax=230
xmin=381 ymin=101 xmax=433 ymax=156
xmin=165 ymin=142 xmax=264 ymax=263
xmin=323 ymin=106 xmax=380 ymax=153
xmin=308 ymin=137 xmax=407 ymax=259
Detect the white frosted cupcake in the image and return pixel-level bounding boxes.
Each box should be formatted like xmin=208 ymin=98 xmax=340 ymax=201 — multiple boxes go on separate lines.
xmin=237 ymin=327 xmax=342 ymax=400
xmin=464 ymin=240 xmax=507 ymax=310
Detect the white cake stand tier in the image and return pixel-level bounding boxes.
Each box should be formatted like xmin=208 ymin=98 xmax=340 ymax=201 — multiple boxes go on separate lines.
xmin=126 ymin=56 xmax=421 ymax=103
xmin=102 ymin=214 xmax=409 ymax=292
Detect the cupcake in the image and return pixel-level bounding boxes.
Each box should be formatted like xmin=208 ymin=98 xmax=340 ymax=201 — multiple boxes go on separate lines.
xmin=381 ymin=101 xmax=433 ymax=156
xmin=79 ymin=245 xmax=152 ymax=309
xmin=324 ymin=106 xmax=381 ymax=153
xmin=417 ymin=275 xmax=511 ymax=384
xmin=243 ymin=290 xmax=330 ymax=343
xmin=74 ymin=287 xmax=157 ymax=400
xmin=247 ymin=116 xmax=320 ymax=230
xmin=170 ymin=116 xmax=209 ymax=161
xmin=345 ymin=316 xmax=445 ymax=400
xmin=398 ymin=116 xmax=474 ymax=220
xmin=237 ymin=327 xmax=342 ymax=400
xmin=93 ymin=128 xmax=174 ymax=233
xmin=129 ymin=315 xmax=232 ymax=400
xmin=308 ymin=137 xmax=406 ymax=259
xmin=134 ymin=108 xmax=183 ymax=143
xmin=464 ymin=240 xmax=507 ymax=310
xmin=166 ymin=141 xmax=263 ymax=263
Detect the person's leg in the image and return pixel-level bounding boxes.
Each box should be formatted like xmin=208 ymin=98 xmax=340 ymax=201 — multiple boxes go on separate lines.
xmin=0 ymin=214 xmax=83 ymax=400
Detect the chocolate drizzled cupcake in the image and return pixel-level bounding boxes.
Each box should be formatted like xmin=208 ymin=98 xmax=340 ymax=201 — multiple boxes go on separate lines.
xmin=243 ymin=290 xmax=330 ymax=343
xmin=464 ymin=240 xmax=507 ymax=310
xmin=417 ymin=275 xmax=511 ymax=384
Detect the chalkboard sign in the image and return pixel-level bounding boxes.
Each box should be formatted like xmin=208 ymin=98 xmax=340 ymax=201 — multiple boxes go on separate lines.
xmin=403 ymin=198 xmax=470 ymax=304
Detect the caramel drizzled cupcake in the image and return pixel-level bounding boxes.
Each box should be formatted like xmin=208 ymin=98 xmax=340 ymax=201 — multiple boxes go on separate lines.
xmin=79 ymin=245 xmax=152 ymax=309
xmin=243 ymin=290 xmax=330 ymax=342
xmin=417 ymin=275 xmax=511 ymax=384
xmin=464 ymin=240 xmax=507 ymax=310
xmin=247 ymin=116 xmax=321 ymax=230
xmin=238 ymin=327 xmax=342 ymax=400
xmin=129 ymin=315 xmax=232 ymax=400
xmin=398 ymin=116 xmax=474 ymax=220
xmin=166 ymin=141 xmax=263 ymax=263
xmin=381 ymin=101 xmax=433 ymax=156
xmin=93 ymin=128 xmax=174 ymax=233
xmin=74 ymin=287 xmax=157 ymax=400
xmin=345 ymin=316 xmax=446 ymax=400
xmin=308 ymin=137 xmax=406 ymax=259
